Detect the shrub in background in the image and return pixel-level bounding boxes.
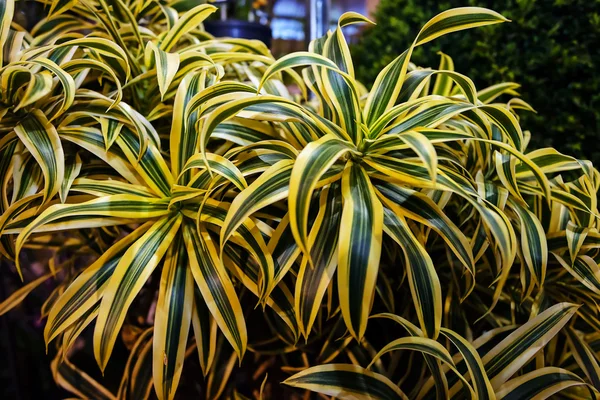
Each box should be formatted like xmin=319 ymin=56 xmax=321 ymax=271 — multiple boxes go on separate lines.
xmin=1 ymin=1 xmax=600 ymax=399
xmin=353 ymin=0 xmax=600 ymax=163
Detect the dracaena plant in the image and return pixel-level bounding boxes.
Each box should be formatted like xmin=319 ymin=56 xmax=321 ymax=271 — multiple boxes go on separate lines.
xmin=0 ymin=0 xmax=298 ymax=398
xmin=188 ymin=6 xmax=600 ymax=400
xmin=2 ymin=1 xmax=600 ymax=399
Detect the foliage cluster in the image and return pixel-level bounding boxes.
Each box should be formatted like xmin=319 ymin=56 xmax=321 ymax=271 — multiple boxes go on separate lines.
xmin=1 ymin=1 xmax=600 ymax=399
xmin=353 ymin=0 xmax=600 ymax=162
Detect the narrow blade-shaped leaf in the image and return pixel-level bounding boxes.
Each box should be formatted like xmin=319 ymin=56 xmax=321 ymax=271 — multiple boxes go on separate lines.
xmin=496 ymin=367 xmax=590 ymax=400
xmin=283 ymin=364 xmax=408 ymax=400
xmin=183 ymin=222 xmax=247 ymax=361
xmin=382 ymin=208 xmax=441 ymax=339
xmin=153 ymin=231 xmax=194 ymax=400
xmin=14 ymin=110 xmax=64 ymax=205
xmin=338 ymin=162 xmax=383 ymax=340
xmin=482 ymin=302 xmax=578 ymax=389
xmin=94 ymin=215 xmax=182 ymax=371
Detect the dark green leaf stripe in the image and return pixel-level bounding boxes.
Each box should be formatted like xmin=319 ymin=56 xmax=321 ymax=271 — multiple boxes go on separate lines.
xmin=0 ymin=135 xmax=17 ymax=214
xmin=323 ymin=29 xmax=360 ymax=142
xmin=400 ymin=69 xmax=476 ymax=104
xmin=565 ymin=328 xmax=600 ymax=390
xmin=339 ymin=162 xmax=383 ymax=339
xmin=179 ymin=154 xmax=246 ymax=190
xmin=158 ymin=4 xmax=217 ymax=51
xmin=478 ymin=82 xmax=520 ymax=103
xmin=259 ymin=52 xmax=341 ymax=91
xmin=2 ymin=66 xmax=30 ymax=104
xmin=568 ymin=256 xmax=600 ymax=294
xmin=284 ymin=364 xmax=407 ymax=400
xmin=495 ymin=152 xmax=523 ymax=202
xmin=61 ymin=302 xmax=100 ymax=353
xmin=303 ymin=67 xmax=332 ymax=119
xmin=18 ymin=196 xmax=169 ymax=235
xmin=268 ymin=216 xmax=301 ymax=284
xmin=416 ymin=9 xmax=507 ymax=46
xmin=225 ymin=140 xmax=297 ymax=161
xmin=297 ymin=184 xmax=342 ymax=336
xmin=222 ymin=244 xmax=299 ymax=337
xmin=53 ymin=356 xmax=115 ymax=400
xmin=44 ymin=229 xmax=145 ymax=342
xmin=59 ymin=126 xmax=131 ymax=162
xmin=185 ymin=82 xmax=257 ymax=118
xmin=497 ymin=368 xmax=588 ymax=400
xmin=396 ymin=70 xmax=441 ymax=104
xmin=100 ymin=118 xmax=124 ymax=151
xmin=212 ymin=121 xmax=274 ymax=145
xmin=222 ymin=160 xmax=293 ymax=243
xmin=176 ymin=50 xmax=215 ymax=73
xmin=25 ymin=38 xmax=126 ymax=66
xmin=67 ymin=98 xmax=160 ymax=149
xmin=6 ymin=214 xmax=136 ymax=234
xmin=0 ymin=194 xmax=43 ymax=238
xmin=184 ymin=222 xmax=246 ymax=358
xmin=432 ymin=52 xmax=454 ymax=95
xmin=385 ymin=103 xmax=473 ymax=135
xmin=566 ymin=222 xmax=589 ymax=261
xmin=376 ymin=182 xmax=474 ymax=272
xmin=200 ymin=96 xmax=318 ymax=159
xmin=155 ymin=231 xmax=192 ymax=400
xmin=290 ymin=135 xmax=357 ymax=252
xmin=11 ymin=154 xmax=41 ymax=203
xmin=192 ymin=285 xmax=215 ymax=375
xmin=338 ymin=11 xmax=374 ymax=27
xmin=97 ymin=216 xmax=181 ymax=363
xmin=483 ymin=303 xmax=578 ymax=387
xmin=373 ymin=337 xmax=475 ymax=399
xmin=509 ymin=198 xmax=547 ymax=286
xmin=14 ymin=110 xmax=64 ymax=204
xmin=369 ymin=337 xmax=456 ymax=368
xmin=0 ymin=0 xmax=15 ymax=66
xmin=232 ymin=153 xmax=288 ymax=178
xmin=440 ymin=328 xmax=494 ymax=400
xmin=15 ymin=194 xmax=168 ymax=274
xmin=27 ymin=57 xmax=76 ymax=114
xmin=193 ymin=201 xmax=275 ymax=298
xmin=479 ymin=105 xmax=523 ymax=151
xmin=117 ymin=128 xmax=173 ymax=196
xmin=15 ymin=71 xmax=52 ymax=110
xmin=368 ymin=97 xmax=442 ymax=138
xmin=383 ymin=208 xmax=441 ymax=339
xmin=46 ymin=235 xmax=144 ymax=341
xmin=422 ymin=326 xmax=518 ymax=398
xmin=281 ymin=120 xmax=319 ymax=145
xmin=515 ymin=149 xmax=579 ymax=175
xmin=171 ymin=72 xmax=204 ymax=180
xmin=60 ymin=154 xmax=81 ymax=202
xmin=70 ymin=178 xmax=156 ymax=198
xmin=92 ymin=0 xmax=134 ymax=62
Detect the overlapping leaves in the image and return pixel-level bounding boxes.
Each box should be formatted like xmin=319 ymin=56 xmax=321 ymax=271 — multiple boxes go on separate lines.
xmin=1 ymin=1 xmax=600 ymax=399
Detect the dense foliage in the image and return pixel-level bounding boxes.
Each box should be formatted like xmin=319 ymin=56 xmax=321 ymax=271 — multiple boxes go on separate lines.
xmin=1 ymin=1 xmax=600 ymax=399
xmin=353 ymin=0 xmax=600 ymax=163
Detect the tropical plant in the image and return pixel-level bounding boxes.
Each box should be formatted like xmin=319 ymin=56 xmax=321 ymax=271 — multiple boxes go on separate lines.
xmin=1 ymin=1 xmax=600 ymax=399
xmin=352 ymin=0 xmax=600 ymax=164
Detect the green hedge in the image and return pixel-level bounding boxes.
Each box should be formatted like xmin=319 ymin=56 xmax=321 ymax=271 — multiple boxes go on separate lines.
xmin=353 ymin=0 xmax=600 ymax=162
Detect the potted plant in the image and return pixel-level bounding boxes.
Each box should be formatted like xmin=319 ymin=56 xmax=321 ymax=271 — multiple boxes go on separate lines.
xmin=203 ymin=0 xmax=273 ymax=47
